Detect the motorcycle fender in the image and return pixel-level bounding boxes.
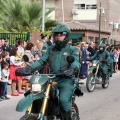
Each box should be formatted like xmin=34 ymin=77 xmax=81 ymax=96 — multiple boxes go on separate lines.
xmin=88 ymin=66 xmax=96 ymax=71
xmin=16 ymin=92 xmax=42 ymax=112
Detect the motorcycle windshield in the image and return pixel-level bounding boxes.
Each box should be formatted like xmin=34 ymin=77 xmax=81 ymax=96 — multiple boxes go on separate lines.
xmin=30 ymin=74 xmax=48 ymax=85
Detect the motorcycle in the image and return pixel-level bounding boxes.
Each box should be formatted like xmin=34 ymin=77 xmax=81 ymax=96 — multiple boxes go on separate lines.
xmin=16 ymin=56 xmax=83 ymax=120
xmin=86 ymin=60 xmax=110 ymax=92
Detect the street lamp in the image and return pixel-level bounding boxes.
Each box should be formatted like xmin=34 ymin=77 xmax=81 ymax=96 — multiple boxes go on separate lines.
xmin=98 ymin=2 xmax=105 ymax=44
xmin=42 ymin=0 xmax=45 ymax=32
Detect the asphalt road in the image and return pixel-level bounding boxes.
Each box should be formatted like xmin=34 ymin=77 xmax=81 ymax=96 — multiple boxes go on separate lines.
xmin=0 ymin=71 xmax=120 ymax=120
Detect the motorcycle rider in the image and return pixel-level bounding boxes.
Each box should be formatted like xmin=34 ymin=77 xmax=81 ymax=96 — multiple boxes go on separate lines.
xmin=15 ymin=24 xmax=81 ymax=120
xmin=89 ymin=43 xmax=111 ymax=81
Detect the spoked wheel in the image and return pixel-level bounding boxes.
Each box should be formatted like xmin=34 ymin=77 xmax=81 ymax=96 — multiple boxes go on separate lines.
xmin=47 ymin=110 xmax=64 ymax=120
xmin=86 ymin=73 xmax=95 ymax=92
xmin=71 ymin=103 xmax=80 ymax=120
xmin=20 ymin=114 xmax=38 ymax=120
xmin=102 ymin=73 xmax=109 ymax=89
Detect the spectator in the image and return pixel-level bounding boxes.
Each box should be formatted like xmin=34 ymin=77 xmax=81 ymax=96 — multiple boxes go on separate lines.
xmin=33 ymin=40 xmax=40 ymax=52
xmin=15 ymin=37 xmax=21 ymax=47
xmin=1 ymin=51 xmax=10 ymax=69
xmin=47 ymin=34 xmax=54 ymax=46
xmin=9 ymin=47 xmax=23 ymax=96
xmin=79 ymin=42 xmax=88 ymax=79
xmin=67 ymin=39 xmax=72 ymax=46
xmin=113 ymin=47 xmax=119 ymax=73
xmin=21 ymin=55 xmax=30 ymax=91
xmin=0 ymin=56 xmax=2 ymax=101
xmin=24 ymin=42 xmax=35 ymax=63
xmin=88 ymin=41 xmax=95 ymax=56
xmin=40 ymin=34 xmax=48 ymax=54
xmin=0 ymin=39 xmax=3 ymax=54
xmin=2 ymin=38 xmax=13 ymax=53
xmin=1 ymin=38 xmax=5 ymax=46
xmin=118 ymin=46 xmax=120 ymax=70
xmin=0 ymin=62 xmax=10 ymax=100
xmin=33 ymin=42 xmax=43 ymax=59
xmin=74 ymin=42 xmax=82 ymax=62
xmin=17 ymin=40 xmax=24 ymax=55
xmin=23 ymin=40 xmax=27 ymax=49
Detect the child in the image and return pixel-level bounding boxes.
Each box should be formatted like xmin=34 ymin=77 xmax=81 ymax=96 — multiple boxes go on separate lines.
xmin=9 ymin=47 xmax=24 ymax=96
xmin=1 ymin=51 xmax=10 ymax=69
xmin=22 ymin=55 xmax=31 ymax=91
xmin=0 ymin=54 xmax=3 ymax=101
xmin=0 ymin=62 xmax=10 ymax=100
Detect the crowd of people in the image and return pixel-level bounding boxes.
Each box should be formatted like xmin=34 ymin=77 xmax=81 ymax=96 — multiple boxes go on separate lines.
xmin=0 ymin=34 xmax=120 ymax=102
xmin=73 ymin=41 xmax=120 ymax=79
xmin=0 ymin=34 xmax=53 ymax=101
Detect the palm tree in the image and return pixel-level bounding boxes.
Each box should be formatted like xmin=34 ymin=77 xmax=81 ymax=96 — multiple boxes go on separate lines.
xmin=0 ymin=0 xmax=55 ymax=32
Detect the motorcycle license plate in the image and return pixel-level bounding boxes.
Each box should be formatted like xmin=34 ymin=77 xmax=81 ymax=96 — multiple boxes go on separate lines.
xmin=32 ymin=84 xmax=41 ymax=92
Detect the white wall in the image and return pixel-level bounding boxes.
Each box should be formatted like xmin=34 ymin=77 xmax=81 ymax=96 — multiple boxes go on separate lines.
xmin=46 ymin=0 xmax=55 ymax=8
xmin=73 ymin=0 xmax=97 ymax=20
xmin=46 ymin=0 xmax=55 ymax=20
xmin=74 ymin=0 xmax=97 ymax=4
xmin=73 ymin=9 xmax=97 ymax=20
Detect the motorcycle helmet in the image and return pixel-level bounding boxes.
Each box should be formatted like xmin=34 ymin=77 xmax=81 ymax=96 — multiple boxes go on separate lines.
xmin=99 ymin=43 xmax=106 ymax=52
xmin=52 ymin=24 xmax=71 ymax=49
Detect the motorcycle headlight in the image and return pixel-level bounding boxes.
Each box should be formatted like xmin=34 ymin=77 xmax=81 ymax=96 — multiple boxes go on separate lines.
xmin=93 ymin=63 xmax=96 ymax=66
xmin=32 ymin=84 xmax=41 ymax=92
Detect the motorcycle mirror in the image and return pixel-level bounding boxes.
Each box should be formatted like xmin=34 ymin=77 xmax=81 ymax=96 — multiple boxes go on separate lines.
xmin=66 ymin=56 xmax=75 ymax=64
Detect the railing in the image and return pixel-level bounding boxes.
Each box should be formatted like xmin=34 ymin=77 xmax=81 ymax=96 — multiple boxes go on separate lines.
xmin=0 ymin=32 xmax=30 ymax=45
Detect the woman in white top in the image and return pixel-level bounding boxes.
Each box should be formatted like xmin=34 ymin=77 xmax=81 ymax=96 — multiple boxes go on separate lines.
xmin=9 ymin=47 xmax=24 ymax=96
xmin=17 ymin=40 xmax=24 ymax=55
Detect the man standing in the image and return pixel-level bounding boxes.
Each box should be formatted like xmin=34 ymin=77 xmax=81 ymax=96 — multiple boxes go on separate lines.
xmin=88 ymin=42 xmax=95 ymax=56
xmin=47 ymin=34 xmax=54 ymax=46
xmin=79 ymin=42 xmax=88 ymax=79
xmin=40 ymin=34 xmax=48 ymax=54
xmin=2 ymin=38 xmax=13 ymax=53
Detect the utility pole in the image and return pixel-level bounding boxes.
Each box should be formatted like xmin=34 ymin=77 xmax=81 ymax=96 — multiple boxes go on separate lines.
xmin=98 ymin=2 xmax=102 ymax=44
xmin=42 ymin=0 xmax=45 ymax=32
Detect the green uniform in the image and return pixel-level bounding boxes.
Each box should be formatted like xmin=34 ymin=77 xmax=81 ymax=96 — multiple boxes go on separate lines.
xmin=30 ymin=45 xmax=80 ymax=112
xmin=41 ymin=40 xmax=48 ymax=54
xmin=90 ymin=50 xmax=110 ymax=74
xmin=17 ymin=24 xmax=81 ymax=120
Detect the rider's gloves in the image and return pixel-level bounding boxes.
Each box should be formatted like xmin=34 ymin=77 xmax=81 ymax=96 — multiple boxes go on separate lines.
xmin=15 ymin=65 xmax=33 ymax=76
xmin=63 ymin=65 xmax=75 ymax=78
xmin=86 ymin=57 xmax=91 ymax=61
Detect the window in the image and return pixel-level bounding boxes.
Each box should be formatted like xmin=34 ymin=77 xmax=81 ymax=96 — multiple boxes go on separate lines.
xmin=74 ymin=4 xmax=85 ymax=9
xmin=74 ymin=4 xmax=97 ymax=9
xmin=86 ymin=4 xmax=97 ymax=9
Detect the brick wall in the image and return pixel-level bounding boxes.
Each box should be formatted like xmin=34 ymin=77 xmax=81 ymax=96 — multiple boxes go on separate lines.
xmin=54 ymin=0 xmax=120 ymax=43
xmin=55 ymin=0 xmax=73 ymax=22
xmin=30 ymin=32 xmax=41 ymax=45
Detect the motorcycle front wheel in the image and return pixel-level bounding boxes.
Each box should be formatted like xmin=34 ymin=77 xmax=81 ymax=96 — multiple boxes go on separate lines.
xmin=86 ymin=73 xmax=95 ymax=92
xmin=71 ymin=103 xmax=80 ymax=120
xmin=20 ymin=114 xmax=38 ymax=120
xmin=47 ymin=110 xmax=64 ymax=120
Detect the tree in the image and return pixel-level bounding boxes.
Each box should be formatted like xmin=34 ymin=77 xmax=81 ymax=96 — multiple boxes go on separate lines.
xmin=0 ymin=0 xmax=56 ymax=32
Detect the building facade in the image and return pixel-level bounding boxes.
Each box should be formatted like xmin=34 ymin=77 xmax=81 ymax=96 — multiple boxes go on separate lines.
xmin=46 ymin=0 xmax=120 ymax=44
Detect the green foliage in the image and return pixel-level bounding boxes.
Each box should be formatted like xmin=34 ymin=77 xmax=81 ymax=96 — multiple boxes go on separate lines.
xmin=0 ymin=0 xmax=57 ymax=32
xmin=45 ymin=20 xmax=59 ymax=31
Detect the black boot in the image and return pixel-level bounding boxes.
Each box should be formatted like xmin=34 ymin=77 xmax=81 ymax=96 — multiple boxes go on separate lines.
xmin=62 ymin=110 xmax=71 ymax=120
xmin=102 ymin=74 xmax=107 ymax=83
